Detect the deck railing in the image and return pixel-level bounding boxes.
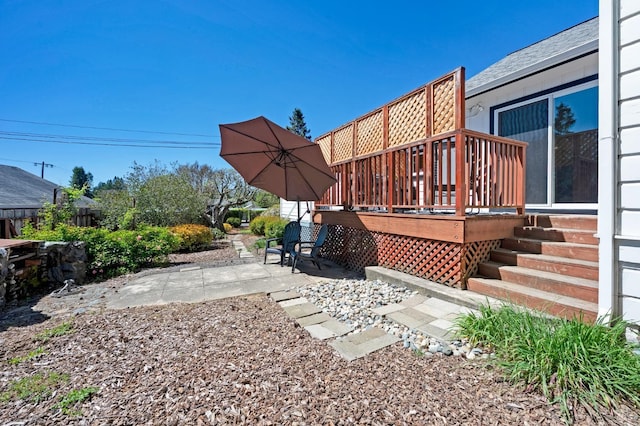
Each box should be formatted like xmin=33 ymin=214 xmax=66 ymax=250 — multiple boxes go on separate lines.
xmin=316 ymin=67 xmax=526 ymax=216
xmin=318 ymin=130 xmax=526 ymax=215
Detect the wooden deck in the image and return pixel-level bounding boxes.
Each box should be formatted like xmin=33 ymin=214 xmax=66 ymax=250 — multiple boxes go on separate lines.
xmin=313 ymin=211 xmax=524 ymax=288
xmin=310 ymin=68 xmax=527 ymax=288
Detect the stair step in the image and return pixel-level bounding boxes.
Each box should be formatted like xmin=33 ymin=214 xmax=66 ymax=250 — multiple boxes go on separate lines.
xmin=525 ymin=214 xmax=597 ymax=232
xmin=501 ymin=237 xmax=598 ymax=262
xmin=514 ymin=226 xmax=598 ymax=245
xmin=491 ymin=248 xmax=599 ymax=281
xmin=478 ymin=262 xmax=598 ymax=303
xmin=467 ymin=277 xmax=598 ymax=322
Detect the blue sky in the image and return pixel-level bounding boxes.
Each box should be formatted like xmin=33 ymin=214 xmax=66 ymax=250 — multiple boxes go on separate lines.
xmin=0 ymin=0 xmax=598 ymax=186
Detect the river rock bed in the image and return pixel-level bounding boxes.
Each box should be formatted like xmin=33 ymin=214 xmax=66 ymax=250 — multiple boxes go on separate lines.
xmin=297 ymin=279 xmax=484 ymax=358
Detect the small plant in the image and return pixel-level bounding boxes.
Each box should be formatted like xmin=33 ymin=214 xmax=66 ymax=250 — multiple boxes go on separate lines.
xmin=211 ymin=228 xmax=225 ymax=240
xmin=226 ymin=217 xmax=242 ymax=228
xmin=412 ymin=348 xmax=425 ymax=358
xmin=253 ymin=239 xmax=266 ymax=251
xmin=249 ymin=215 xmax=280 ymax=236
xmin=55 ymin=386 xmax=100 ymax=416
xmin=0 ymin=372 xmax=69 ymax=403
xmin=8 ymin=347 xmax=46 ymax=365
xmin=455 ymin=303 xmax=640 ymax=423
xmin=264 ymin=218 xmax=288 ymax=239
xmin=35 ymin=322 xmax=73 ymax=343
xmin=223 ymin=223 xmax=233 ymax=233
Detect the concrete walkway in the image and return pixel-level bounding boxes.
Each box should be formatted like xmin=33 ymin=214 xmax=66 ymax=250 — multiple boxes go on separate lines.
xmin=105 ymin=234 xmax=495 ymax=361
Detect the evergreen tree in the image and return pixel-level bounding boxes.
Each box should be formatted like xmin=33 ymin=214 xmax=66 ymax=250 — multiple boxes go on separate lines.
xmin=69 ymin=166 xmax=94 ymax=197
xmin=94 ymin=176 xmax=126 ymax=192
xmin=554 ymin=103 xmax=576 ymax=135
xmin=286 ymin=108 xmax=312 ymax=141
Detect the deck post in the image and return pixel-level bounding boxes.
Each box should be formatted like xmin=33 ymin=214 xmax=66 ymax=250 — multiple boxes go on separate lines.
xmin=455 ymin=130 xmax=467 ymax=216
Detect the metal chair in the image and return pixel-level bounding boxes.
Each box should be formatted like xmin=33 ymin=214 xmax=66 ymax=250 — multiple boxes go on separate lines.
xmin=264 ymin=221 xmax=301 ymax=266
xmin=291 ymin=224 xmax=329 ymax=272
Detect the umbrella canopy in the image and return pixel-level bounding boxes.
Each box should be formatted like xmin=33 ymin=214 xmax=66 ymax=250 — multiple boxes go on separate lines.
xmin=219 ymin=116 xmax=336 ymax=202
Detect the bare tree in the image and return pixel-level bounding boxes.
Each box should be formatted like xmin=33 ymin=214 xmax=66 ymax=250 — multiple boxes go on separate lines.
xmin=177 ymin=163 xmax=256 ymax=231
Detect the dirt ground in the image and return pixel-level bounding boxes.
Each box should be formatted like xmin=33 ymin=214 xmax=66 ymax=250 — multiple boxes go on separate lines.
xmin=0 ymin=232 xmax=638 ymax=425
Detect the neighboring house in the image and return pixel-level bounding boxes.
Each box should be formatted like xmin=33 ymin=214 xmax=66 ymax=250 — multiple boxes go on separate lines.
xmin=598 ymin=0 xmax=640 ymax=328
xmin=0 ymin=164 xmax=96 ymax=234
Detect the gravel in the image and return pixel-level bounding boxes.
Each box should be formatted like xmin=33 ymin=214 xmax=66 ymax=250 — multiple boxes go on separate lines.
xmin=297 ymin=279 xmax=480 ymax=358
xmin=0 ymin=233 xmax=638 ymax=425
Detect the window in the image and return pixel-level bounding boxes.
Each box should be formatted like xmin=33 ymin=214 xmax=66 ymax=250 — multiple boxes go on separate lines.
xmin=496 ymin=82 xmax=598 ymax=206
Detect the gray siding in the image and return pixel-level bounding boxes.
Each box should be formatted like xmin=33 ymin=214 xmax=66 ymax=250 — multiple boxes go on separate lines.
xmin=617 ymin=0 xmax=640 ymax=321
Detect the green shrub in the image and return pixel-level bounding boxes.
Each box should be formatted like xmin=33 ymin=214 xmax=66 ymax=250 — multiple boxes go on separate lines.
xmin=224 ymin=209 xmax=245 ymax=221
xmin=212 ymin=228 xmax=225 ymax=240
xmin=169 ymin=224 xmax=213 ymax=251
xmin=19 ymin=224 xmax=179 ymax=280
xmin=248 ymin=215 xmax=279 ymax=236
xmin=226 ymin=217 xmax=242 ymax=228
xmin=264 ymin=218 xmax=288 ymax=239
xmin=455 ymin=304 xmax=640 ymax=423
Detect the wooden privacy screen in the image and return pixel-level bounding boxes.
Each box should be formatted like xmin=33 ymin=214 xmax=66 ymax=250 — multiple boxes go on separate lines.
xmin=316 ymin=68 xmax=463 ymax=166
xmin=316 ymin=67 xmax=527 ymax=215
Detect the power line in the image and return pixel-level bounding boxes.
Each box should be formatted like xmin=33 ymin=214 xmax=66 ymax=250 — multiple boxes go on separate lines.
xmin=0 ymin=118 xmax=219 ymax=138
xmin=0 ymin=135 xmax=217 ymax=149
xmin=0 ymin=130 xmax=220 ymax=146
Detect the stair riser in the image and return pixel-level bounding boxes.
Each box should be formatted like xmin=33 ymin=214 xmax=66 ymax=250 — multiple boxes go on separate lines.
xmin=490 ymin=251 xmax=599 ymax=281
xmin=467 ymin=279 xmax=597 ymax=323
xmin=525 ymin=215 xmax=597 ymax=232
xmin=478 ymin=264 xmax=598 ymax=303
xmin=514 ymin=228 xmax=599 ymax=246
xmin=501 ymin=239 xmax=598 ymax=262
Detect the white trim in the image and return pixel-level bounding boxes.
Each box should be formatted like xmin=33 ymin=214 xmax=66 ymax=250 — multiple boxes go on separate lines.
xmin=597 ymin=0 xmax=619 ymax=320
xmin=467 ymin=40 xmax=599 ymax=97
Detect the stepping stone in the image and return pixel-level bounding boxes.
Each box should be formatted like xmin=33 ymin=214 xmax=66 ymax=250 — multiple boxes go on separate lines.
xmin=371 ymin=303 xmax=404 ymax=316
xmin=269 ymin=290 xmax=302 ymax=302
xmin=279 ymin=297 xmax=308 ymax=307
xmin=319 ymin=318 xmax=352 ymax=337
xmin=415 ymin=322 xmax=455 ymax=341
xmin=330 ymin=328 xmax=400 ymax=361
xmin=386 ymin=308 xmax=436 ymax=329
xmin=305 ymin=324 xmax=338 ymax=340
xmin=296 ymin=312 xmax=332 ymax=327
xmin=399 ymin=294 xmax=428 ymax=308
xmin=282 ymin=302 xmax=322 ymax=319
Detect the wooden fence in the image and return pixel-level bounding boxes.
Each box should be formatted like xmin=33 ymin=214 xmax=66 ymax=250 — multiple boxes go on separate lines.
xmin=0 ymin=208 xmax=97 ymax=237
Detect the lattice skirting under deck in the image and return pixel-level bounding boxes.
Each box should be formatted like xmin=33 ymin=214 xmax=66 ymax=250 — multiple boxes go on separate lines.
xmin=318 ymin=224 xmax=501 ymax=289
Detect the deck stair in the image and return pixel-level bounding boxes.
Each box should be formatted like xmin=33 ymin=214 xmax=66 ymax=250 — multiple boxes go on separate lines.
xmin=467 ymin=215 xmax=599 ymax=322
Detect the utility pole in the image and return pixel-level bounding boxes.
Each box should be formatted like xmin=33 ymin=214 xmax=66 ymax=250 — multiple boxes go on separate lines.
xmin=34 ymin=161 xmax=53 ymax=178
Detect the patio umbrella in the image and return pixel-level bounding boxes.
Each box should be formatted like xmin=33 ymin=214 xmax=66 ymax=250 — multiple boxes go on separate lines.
xmin=219 ymin=116 xmax=337 ymax=220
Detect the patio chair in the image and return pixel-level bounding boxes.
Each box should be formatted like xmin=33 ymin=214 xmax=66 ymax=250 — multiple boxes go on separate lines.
xmin=264 ymin=221 xmax=301 ymax=266
xmin=290 ymin=224 xmax=329 ymax=272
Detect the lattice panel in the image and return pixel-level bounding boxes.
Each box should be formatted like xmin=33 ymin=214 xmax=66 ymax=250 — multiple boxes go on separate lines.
xmin=321 ymin=225 xmax=379 ymax=273
xmin=356 ymin=111 xmax=384 ymax=156
xmin=388 ymin=91 xmax=426 ymax=147
xmin=432 ymin=76 xmax=456 ymax=135
xmin=320 ymin=224 xmax=467 ymax=286
xmin=333 ymin=125 xmax=354 ymax=163
xmin=461 ymin=239 xmax=502 ymax=288
xmin=317 ymin=134 xmax=332 ymax=164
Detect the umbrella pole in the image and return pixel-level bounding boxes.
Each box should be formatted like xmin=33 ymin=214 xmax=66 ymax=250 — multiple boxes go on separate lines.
xmin=297 ymin=200 xmax=301 ymax=223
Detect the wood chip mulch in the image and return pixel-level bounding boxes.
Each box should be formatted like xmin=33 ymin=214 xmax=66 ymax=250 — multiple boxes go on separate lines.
xmin=0 ymin=231 xmax=638 ymax=425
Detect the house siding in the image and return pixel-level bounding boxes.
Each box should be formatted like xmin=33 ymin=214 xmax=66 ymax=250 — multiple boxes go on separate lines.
xmin=600 ymin=0 xmax=640 ymax=325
